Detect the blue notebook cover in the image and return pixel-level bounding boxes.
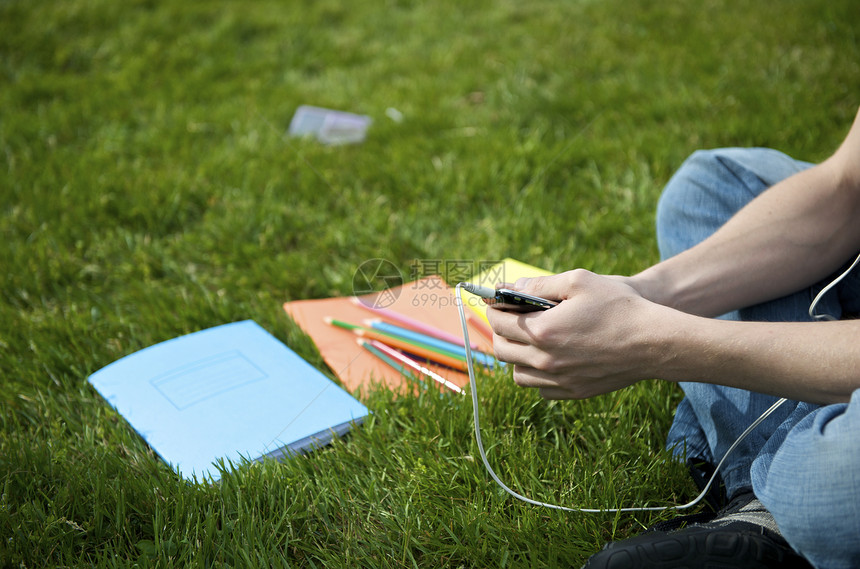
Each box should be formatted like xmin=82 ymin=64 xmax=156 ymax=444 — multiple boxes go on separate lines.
xmin=88 ymin=320 xmax=369 ymax=482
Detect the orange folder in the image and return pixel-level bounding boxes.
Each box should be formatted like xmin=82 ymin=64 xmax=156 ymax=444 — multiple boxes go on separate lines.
xmin=283 ymin=276 xmax=494 ymax=395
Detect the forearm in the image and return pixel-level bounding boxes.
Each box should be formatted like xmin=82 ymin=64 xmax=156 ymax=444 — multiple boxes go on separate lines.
xmin=635 ymin=162 xmax=860 ymax=316
xmin=634 ymin=110 xmax=860 ymax=317
xmin=490 ymin=270 xmax=859 ymax=403
xmin=654 ymin=309 xmax=860 ymax=403
xmin=495 ymin=110 xmax=860 ymax=403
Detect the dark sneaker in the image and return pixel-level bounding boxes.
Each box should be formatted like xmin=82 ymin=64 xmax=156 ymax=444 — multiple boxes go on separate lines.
xmin=581 ymin=492 xmax=813 ymax=569
xmin=685 ymin=458 xmax=726 ymax=513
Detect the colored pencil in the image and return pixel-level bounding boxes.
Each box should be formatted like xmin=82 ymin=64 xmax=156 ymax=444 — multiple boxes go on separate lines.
xmin=326 ymin=316 xmax=467 ymax=362
xmin=357 ymin=339 xmax=426 ymax=389
xmin=367 ymin=339 xmax=464 ymax=394
xmin=365 ymin=319 xmax=498 ymax=368
xmin=349 ymin=296 xmax=478 ymax=349
xmin=323 ymin=316 xmax=362 ymax=331
xmin=465 ymin=310 xmax=495 ymax=342
xmin=326 ymin=315 xmax=497 ymax=371
xmin=353 ymin=328 xmax=469 ymax=371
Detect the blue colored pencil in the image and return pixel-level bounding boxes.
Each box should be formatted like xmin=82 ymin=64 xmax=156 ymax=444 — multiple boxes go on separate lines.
xmin=365 ymin=319 xmax=500 ymax=369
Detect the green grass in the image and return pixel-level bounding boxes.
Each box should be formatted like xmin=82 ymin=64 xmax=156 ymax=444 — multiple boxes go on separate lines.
xmin=2 ymin=0 xmax=858 ymax=566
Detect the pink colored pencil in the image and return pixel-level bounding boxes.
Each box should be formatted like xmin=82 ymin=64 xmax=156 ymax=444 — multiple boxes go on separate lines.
xmin=465 ymin=310 xmax=495 ymax=343
xmin=367 ymin=339 xmax=464 ymax=395
xmin=349 ymin=296 xmax=479 ymax=349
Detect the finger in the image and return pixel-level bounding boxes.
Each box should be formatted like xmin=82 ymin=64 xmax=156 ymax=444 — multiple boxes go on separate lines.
xmin=510 ymin=364 xmax=561 ymax=389
xmin=513 ymin=274 xmax=559 ymax=296
xmin=491 ymin=330 xmax=545 ymax=365
xmin=512 ymin=366 xmax=593 ymax=400
xmin=537 ymin=386 xmax=581 ymax=400
xmin=514 ymin=269 xmax=595 ymax=303
xmin=485 ymin=305 xmax=542 ymax=344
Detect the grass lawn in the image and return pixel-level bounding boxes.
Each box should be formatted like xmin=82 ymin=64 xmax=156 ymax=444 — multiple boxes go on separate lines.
xmin=2 ymin=0 xmax=858 ymax=566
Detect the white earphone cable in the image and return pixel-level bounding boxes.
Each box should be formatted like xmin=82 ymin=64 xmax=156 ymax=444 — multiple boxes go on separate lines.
xmin=808 ymin=252 xmax=860 ymax=321
xmin=455 ymin=282 xmax=788 ymax=513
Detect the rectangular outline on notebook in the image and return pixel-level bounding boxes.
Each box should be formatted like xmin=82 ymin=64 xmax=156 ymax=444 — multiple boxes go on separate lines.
xmin=150 ymin=350 xmax=268 ymax=410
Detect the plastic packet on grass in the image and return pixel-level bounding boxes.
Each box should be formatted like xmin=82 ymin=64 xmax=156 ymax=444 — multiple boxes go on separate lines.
xmin=288 ymin=105 xmax=372 ymax=145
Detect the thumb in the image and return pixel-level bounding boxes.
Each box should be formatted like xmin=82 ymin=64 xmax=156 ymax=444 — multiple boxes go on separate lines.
xmin=514 ymin=269 xmax=593 ymax=301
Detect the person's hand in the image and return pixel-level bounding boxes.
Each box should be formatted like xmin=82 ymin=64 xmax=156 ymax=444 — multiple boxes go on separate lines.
xmin=486 ymin=269 xmax=671 ymax=399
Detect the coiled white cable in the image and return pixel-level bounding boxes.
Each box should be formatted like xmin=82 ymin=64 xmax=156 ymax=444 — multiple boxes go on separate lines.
xmin=809 ymin=252 xmax=860 ymax=321
xmin=455 ymin=282 xmax=788 ymax=513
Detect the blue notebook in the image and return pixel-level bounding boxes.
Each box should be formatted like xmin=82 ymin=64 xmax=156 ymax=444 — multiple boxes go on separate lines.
xmin=88 ymin=320 xmax=369 ymax=482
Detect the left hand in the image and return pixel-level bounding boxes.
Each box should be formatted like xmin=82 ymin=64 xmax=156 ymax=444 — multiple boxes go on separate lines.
xmin=487 ymin=269 xmax=670 ymax=399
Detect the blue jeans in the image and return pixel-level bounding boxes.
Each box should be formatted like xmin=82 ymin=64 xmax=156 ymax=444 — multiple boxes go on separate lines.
xmin=657 ymin=148 xmax=860 ymax=569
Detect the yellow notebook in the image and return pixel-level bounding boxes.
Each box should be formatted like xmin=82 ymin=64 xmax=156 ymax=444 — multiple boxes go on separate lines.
xmin=461 ymin=258 xmax=553 ymax=323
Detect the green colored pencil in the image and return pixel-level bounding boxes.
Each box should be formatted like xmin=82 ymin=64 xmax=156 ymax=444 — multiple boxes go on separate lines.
xmin=358 ymin=339 xmax=427 ymax=389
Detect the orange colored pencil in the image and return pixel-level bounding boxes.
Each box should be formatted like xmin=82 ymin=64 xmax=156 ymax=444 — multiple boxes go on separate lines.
xmin=353 ymin=329 xmax=468 ymax=371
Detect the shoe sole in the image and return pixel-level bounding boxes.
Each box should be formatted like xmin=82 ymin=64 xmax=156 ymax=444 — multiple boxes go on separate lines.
xmin=582 ymin=526 xmax=812 ymax=569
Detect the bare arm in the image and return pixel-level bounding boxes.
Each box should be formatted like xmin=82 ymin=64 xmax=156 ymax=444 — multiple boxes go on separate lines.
xmin=664 ymin=313 xmax=859 ymax=403
xmin=633 ymin=107 xmax=860 ymax=317
xmin=488 ymin=108 xmax=860 ymax=404
xmin=489 ymin=270 xmax=859 ymax=404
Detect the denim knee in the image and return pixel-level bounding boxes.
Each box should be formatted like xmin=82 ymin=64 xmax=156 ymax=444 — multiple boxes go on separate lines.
xmin=656 ymin=149 xmax=761 ymax=260
xmin=753 ymin=395 xmax=860 ymax=568
xmin=655 ymin=148 xmax=811 ymax=261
